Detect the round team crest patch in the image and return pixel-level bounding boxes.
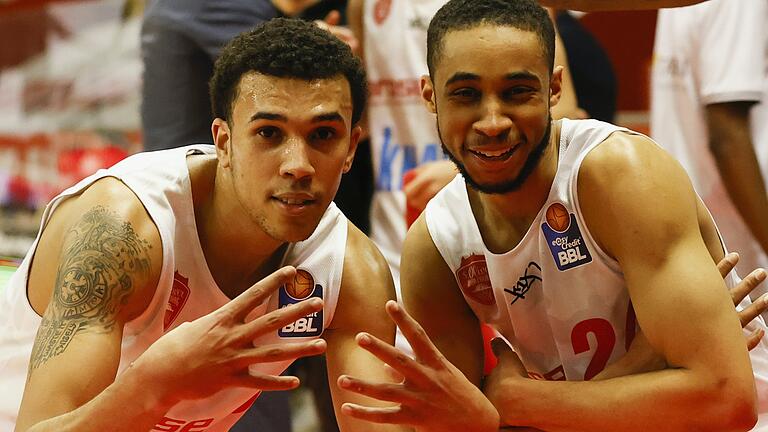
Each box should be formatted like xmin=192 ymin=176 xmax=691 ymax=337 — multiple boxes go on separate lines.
xmin=545 ymin=202 xmax=570 ymax=232
xmin=373 ymin=0 xmax=392 ymax=25
xmin=284 ymin=269 xmax=315 ymax=300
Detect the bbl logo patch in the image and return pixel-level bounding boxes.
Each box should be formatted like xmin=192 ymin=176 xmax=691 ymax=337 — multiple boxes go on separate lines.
xmin=278 ymin=269 xmax=323 ymax=337
xmin=541 ymin=203 xmax=592 ymax=271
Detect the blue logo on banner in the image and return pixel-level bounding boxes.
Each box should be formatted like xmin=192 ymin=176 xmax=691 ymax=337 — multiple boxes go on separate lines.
xmin=278 ymin=281 xmax=323 ymax=338
xmin=541 ymin=213 xmax=592 ymax=271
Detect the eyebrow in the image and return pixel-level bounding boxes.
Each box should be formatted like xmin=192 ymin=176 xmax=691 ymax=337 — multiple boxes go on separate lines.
xmin=249 ymin=111 xmax=345 ymax=124
xmin=505 ymin=71 xmax=541 ymax=83
xmin=250 ymin=112 xmax=286 ymax=123
xmin=445 ymin=72 xmax=480 ymax=86
xmin=445 ymin=71 xmax=542 ymax=86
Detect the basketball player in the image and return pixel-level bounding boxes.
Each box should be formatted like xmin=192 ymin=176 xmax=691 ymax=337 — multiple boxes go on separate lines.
xmin=346 ymin=0 xmax=585 ymax=294
xmin=0 ymin=19 xmax=403 ymax=432
xmin=334 ymin=0 xmax=768 ymax=430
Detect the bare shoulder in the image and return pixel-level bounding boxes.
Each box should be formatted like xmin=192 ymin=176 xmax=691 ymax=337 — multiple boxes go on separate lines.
xmin=577 ymin=131 xmax=700 ymax=259
xmin=28 ymin=176 xmax=163 ymax=325
xmin=330 ymin=221 xmax=396 ymax=332
xmin=401 ymin=214 xmax=457 ymax=301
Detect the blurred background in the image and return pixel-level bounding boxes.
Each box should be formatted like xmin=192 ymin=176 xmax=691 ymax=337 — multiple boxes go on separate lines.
xmin=0 ymin=0 xmax=654 ymax=260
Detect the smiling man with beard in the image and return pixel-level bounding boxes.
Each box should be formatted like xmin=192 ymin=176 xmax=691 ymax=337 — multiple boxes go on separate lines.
xmin=335 ymin=0 xmax=768 ymax=430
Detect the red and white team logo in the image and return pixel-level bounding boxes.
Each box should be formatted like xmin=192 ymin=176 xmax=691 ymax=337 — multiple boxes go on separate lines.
xmin=545 ymin=202 xmax=570 ymax=232
xmin=163 ymin=271 xmax=190 ymax=331
xmin=456 ymin=254 xmax=495 ymax=306
xmin=373 ymin=0 xmax=392 ymax=25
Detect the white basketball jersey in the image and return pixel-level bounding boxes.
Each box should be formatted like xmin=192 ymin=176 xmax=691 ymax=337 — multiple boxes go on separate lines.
xmin=364 ymin=0 xmax=447 ymax=283
xmin=425 ymin=119 xmax=768 ymax=426
xmin=0 ymin=145 xmax=346 ymax=432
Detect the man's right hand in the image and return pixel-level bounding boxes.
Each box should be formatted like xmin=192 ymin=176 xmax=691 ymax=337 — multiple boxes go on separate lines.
xmin=131 ymin=266 xmax=327 ymax=403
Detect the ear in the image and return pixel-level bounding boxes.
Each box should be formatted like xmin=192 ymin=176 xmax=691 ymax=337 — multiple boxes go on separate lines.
xmin=420 ymin=74 xmax=437 ymax=114
xmin=342 ymin=125 xmax=362 ymax=173
xmin=549 ymin=65 xmax=564 ymax=108
xmin=212 ymin=118 xmax=232 ymax=168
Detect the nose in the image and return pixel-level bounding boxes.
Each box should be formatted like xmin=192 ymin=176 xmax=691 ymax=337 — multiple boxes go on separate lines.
xmin=279 ymin=137 xmax=315 ymax=180
xmin=473 ymin=98 xmax=513 ymax=138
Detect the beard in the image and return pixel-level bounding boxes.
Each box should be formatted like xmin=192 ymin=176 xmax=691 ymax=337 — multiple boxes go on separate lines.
xmin=438 ymin=116 xmax=553 ymax=195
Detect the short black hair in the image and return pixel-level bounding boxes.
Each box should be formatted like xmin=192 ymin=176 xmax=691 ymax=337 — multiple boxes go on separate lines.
xmin=210 ymin=18 xmax=367 ymax=125
xmin=427 ymin=0 xmax=555 ymax=77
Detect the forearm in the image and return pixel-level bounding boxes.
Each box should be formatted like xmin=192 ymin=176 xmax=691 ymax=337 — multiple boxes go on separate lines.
xmin=538 ymin=0 xmax=706 ymax=11
xmin=21 ymin=363 xmax=176 ymax=432
xmin=492 ymin=368 xmax=756 ymax=432
xmin=591 ymin=332 xmax=665 ymax=381
xmin=707 ymin=103 xmax=768 ymax=255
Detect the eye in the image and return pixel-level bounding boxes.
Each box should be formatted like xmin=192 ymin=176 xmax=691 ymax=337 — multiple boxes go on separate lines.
xmin=502 ymin=86 xmax=535 ymax=100
xmin=257 ymin=126 xmax=281 ymax=139
xmin=311 ymin=127 xmax=337 ymax=141
xmin=450 ymin=87 xmax=480 ymax=100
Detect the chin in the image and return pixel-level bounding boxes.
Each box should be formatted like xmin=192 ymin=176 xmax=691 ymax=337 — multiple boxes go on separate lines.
xmin=274 ymin=219 xmax=321 ymax=243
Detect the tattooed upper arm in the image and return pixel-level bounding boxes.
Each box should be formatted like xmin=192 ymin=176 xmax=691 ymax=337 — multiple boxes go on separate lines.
xmin=16 ymin=178 xmax=162 ymax=428
xmin=29 ymin=205 xmax=154 ymax=371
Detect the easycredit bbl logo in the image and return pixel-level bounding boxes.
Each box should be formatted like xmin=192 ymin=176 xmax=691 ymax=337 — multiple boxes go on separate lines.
xmin=541 ymin=203 xmax=592 ymax=271
xmin=278 ymin=269 xmax=323 ymax=337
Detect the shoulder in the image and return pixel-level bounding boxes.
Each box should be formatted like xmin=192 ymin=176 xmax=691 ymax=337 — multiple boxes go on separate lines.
xmin=577 ymin=131 xmax=700 ymax=259
xmin=330 ymin=222 xmax=396 ymax=331
xmin=342 ymin=221 xmax=394 ymax=292
xmin=401 ymin=215 xmax=459 ymax=304
xmin=28 ymin=176 xmax=163 ymax=320
xmin=578 ymin=130 xmax=689 ymax=193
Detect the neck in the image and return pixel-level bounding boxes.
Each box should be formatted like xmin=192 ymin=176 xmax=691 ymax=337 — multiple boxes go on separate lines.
xmin=190 ymin=156 xmax=285 ymax=297
xmin=468 ymin=120 xmax=562 ymax=253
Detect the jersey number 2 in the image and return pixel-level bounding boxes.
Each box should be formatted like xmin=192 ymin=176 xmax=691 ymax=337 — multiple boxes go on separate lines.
xmin=571 ymin=304 xmax=636 ymax=380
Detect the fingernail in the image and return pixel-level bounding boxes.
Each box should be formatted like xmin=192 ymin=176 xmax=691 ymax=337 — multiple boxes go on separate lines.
xmin=757 ymin=269 xmax=767 ymax=280
xmin=357 ymin=333 xmax=371 ymax=346
xmin=313 ymin=339 xmax=325 ymax=347
xmin=760 ymin=293 xmax=768 ymax=305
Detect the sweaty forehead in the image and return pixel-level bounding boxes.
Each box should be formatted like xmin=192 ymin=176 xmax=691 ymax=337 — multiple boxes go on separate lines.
xmin=434 ymin=25 xmax=549 ymax=84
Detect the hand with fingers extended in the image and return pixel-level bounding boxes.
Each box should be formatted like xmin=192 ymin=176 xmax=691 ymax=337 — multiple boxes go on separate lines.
xmin=718 ymin=252 xmax=768 ymax=349
xmin=337 ymin=300 xmax=499 ymax=432
xmin=129 ymin=266 xmax=327 ymax=403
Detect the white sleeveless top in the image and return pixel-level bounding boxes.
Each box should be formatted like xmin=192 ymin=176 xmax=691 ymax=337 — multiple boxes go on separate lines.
xmin=425 ymin=119 xmax=768 ymax=426
xmin=0 ymin=145 xmax=347 ymax=431
xmin=364 ymin=0 xmax=447 ymax=284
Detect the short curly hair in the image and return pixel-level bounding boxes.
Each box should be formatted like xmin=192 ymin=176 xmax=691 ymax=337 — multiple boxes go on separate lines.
xmin=427 ymin=0 xmax=555 ymax=77
xmin=210 ymin=18 xmax=367 ymax=125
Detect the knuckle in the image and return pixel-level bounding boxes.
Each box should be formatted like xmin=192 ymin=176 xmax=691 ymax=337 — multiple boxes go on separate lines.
xmin=265 ymin=314 xmax=282 ymax=328
xmin=264 ymin=347 xmax=283 ymax=359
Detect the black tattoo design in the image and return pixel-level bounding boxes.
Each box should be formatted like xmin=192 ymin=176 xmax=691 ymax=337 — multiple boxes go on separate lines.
xmin=29 ymin=206 xmax=151 ymax=371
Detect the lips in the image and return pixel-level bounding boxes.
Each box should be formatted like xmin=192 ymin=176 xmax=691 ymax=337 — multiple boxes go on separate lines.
xmin=468 ymin=144 xmax=519 ymax=161
xmin=272 ymin=193 xmax=317 ymax=215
